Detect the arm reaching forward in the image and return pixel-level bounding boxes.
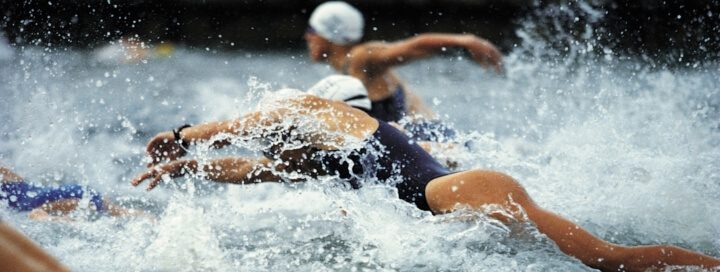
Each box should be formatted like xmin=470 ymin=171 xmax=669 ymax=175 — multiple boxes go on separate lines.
xmin=132 ymin=157 xmax=283 ymax=191
xmin=145 ymin=109 xmax=288 ymax=167
xmin=361 ymin=33 xmax=503 ymax=73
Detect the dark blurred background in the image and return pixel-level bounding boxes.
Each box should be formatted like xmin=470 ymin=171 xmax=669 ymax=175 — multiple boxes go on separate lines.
xmin=1 ymin=0 xmax=719 ymax=61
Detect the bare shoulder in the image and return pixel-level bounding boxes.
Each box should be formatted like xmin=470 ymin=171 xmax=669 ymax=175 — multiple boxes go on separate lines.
xmin=348 ymin=42 xmax=393 ymax=72
xmin=292 ymin=95 xmax=373 ymax=119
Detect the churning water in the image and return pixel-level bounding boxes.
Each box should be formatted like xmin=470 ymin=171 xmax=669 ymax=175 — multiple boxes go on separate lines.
xmin=1 ymin=3 xmax=720 ymax=271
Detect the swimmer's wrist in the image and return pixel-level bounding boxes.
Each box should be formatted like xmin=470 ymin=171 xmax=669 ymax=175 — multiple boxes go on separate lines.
xmin=173 ymin=124 xmax=192 ymax=148
xmin=184 ymin=160 xmax=199 ymax=174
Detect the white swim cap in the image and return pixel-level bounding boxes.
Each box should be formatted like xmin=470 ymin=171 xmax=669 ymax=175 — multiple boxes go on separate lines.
xmin=308 ymin=75 xmax=371 ymax=111
xmin=308 ymin=1 xmax=364 ymax=45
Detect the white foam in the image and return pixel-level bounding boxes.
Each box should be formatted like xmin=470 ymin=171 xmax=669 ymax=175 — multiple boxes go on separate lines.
xmin=1 ymin=3 xmax=719 ymax=270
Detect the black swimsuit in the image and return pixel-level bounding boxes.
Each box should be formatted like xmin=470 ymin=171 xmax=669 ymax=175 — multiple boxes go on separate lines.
xmin=341 ymin=61 xmax=407 ymax=122
xmin=313 ymin=120 xmax=451 ymax=211
xmin=368 ymin=85 xmax=407 ymax=122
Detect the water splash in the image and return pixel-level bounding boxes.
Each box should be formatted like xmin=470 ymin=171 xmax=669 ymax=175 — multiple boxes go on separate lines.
xmin=1 ymin=1 xmax=719 ymax=270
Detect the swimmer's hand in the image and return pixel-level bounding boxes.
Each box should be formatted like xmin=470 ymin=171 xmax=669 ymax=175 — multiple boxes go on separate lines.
xmin=146 ymin=131 xmax=188 ymax=167
xmin=131 ymin=160 xmax=198 ymax=191
xmin=463 ymin=36 xmax=503 ymax=74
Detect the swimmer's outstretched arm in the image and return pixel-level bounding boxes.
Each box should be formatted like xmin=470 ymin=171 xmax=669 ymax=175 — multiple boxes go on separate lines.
xmin=145 ymin=96 xmax=369 ymax=167
xmin=364 ymin=33 xmax=503 ymax=73
xmin=133 ymin=157 xmax=284 ymax=190
xmin=146 ymin=109 xmax=290 ymax=166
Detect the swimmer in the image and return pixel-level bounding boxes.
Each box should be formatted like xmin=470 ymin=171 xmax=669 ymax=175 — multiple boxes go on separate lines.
xmin=305 ymin=1 xmax=503 ymax=122
xmin=92 ymin=36 xmax=174 ymax=65
xmin=1 ymin=165 xmax=140 ymax=220
xmin=308 ymin=75 xmax=459 ymax=170
xmin=309 ymin=75 xmax=457 ymax=142
xmin=0 ymin=221 xmax=69 ymax=271
xmin=133 ymin=93 xmax=720 ymax=271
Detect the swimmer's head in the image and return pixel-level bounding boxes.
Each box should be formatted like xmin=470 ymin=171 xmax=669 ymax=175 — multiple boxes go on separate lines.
xmin=308 ymin=75 xmax=371 ymax=111
xmin=307 ymin=1 xmax=364 ymax=46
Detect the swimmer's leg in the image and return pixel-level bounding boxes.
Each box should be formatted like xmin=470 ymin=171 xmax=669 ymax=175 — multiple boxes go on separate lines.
xmin=424 ymin=170 xmax=720 ymax=271
xmin=0 ymin=222 xmax=69 ymax=272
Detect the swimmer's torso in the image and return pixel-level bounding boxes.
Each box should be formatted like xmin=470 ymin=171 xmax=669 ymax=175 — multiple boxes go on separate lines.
xmin=281 ymin=96 xmax=378 ymax=149
xmin=346 ymin=43 xmax=408 ymax=101
xmin=265 ymin=115 xmax=449 ymax=211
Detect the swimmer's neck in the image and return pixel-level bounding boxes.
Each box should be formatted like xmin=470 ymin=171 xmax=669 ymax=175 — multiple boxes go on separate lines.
xmin=326 ymin=45 xmax=354 ymax=71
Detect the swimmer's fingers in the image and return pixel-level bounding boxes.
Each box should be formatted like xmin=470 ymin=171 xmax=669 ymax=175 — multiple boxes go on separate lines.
xmin=478 ymin=57 xmax=504 ymax=75
xmin=143 ymin=161 xmax=197 ymax=190
xmin=467 ymin=40 xmax=503 ymax=74
xmin=146 ymin=174 xmax=166 ymax=191
xmin=130 ymin=168 xmax=165 ymax=190
xmin=488 ymin=51 xmax=504 ymax=74
xmin=131 ymin=169 xmax=158 ymax=186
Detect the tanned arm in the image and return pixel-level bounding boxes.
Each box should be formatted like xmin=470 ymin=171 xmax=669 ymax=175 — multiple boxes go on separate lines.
xmin=133 ymin=157 xmax=286 ymax=190
xmin=362 ymin=33 xmax=503 ymax=73
xmin=145 ymin=108 xmax=290 ymax=167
